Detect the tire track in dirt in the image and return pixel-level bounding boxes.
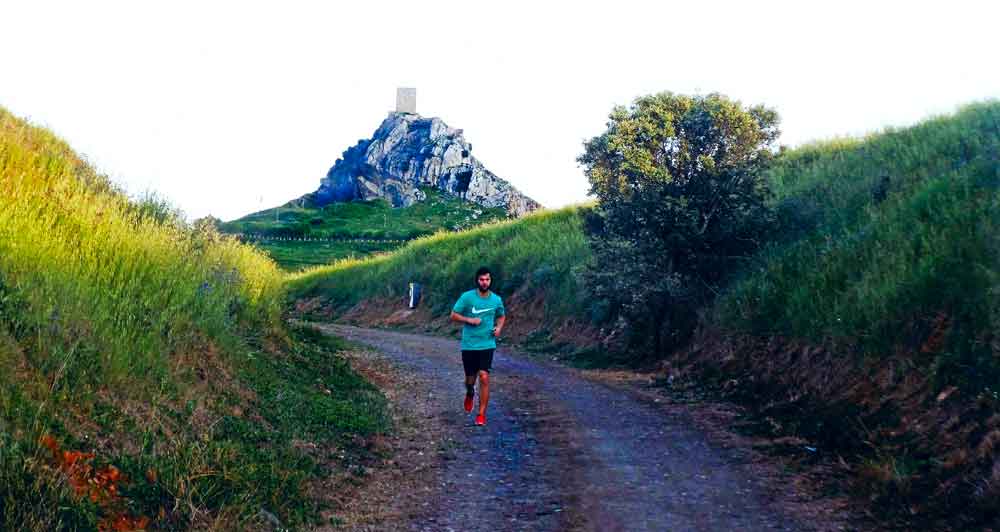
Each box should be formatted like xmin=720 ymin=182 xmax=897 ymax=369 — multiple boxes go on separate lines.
xmin=317 ymin=323 xmax=807 ymax=531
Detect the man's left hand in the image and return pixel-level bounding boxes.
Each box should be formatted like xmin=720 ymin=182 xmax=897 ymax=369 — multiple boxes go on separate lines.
xmin=493 ymin=327 xmax=502 ymax=338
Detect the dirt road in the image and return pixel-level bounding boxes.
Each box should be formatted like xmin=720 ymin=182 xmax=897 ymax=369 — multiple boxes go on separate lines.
xmin=315 ymin=323 xmax=813 ymax=532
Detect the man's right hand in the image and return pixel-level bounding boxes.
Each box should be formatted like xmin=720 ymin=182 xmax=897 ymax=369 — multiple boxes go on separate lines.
xmin=450 ymin=311 xmax=481 ymax=326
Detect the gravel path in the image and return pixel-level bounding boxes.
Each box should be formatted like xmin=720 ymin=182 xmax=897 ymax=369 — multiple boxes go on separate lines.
xmin=318 ymin=323 xmax=806 ymax=532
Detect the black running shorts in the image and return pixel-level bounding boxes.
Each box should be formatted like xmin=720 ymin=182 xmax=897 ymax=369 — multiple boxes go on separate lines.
xmin=461 ymin=349 xmax=494 ymax=377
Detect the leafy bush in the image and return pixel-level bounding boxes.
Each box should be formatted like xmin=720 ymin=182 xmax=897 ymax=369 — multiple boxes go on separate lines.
xmin=578 ymin=92 xmax=779 ymax=356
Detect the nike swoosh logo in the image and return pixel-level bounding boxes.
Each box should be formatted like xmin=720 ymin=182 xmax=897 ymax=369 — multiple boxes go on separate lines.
xmin=471 ymin=307 xmax=494 ymax=314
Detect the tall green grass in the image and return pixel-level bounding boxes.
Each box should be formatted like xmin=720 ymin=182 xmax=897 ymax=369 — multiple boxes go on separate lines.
xmin=720 ymin=101 xmax=1000 ymax=386
xmin=768 ymin=101 xmax=1000 ymax=239
xmin=286 ymin=205 xmax=592 ymax=318
xmin=0 ymin=106 xmax=387 ymax=529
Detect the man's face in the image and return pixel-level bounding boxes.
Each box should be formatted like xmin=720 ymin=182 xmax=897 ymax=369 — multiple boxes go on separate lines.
xmin=477 ymin=274 xmax=491 ymax=292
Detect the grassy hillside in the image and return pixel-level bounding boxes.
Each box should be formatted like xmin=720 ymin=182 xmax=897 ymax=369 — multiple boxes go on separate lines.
xmin=722 ymin=101 xmax=1000 ymax=383
xmin=0 ymin=107 xmax=388 ymax=530
xmin=708 ymin=101 xmax=1000 ymax=528
xmin=288 ymin=101 xmax=1000 ymax=528
xmin=287 ymin=205 xmax=590 ymax=313
xmin=220 ymin=187 xmax=509 ymax=270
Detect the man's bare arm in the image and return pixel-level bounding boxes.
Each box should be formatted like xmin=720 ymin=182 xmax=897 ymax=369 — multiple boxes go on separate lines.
xmin=451 ymin=311 xmax=480 ymax=325
xmin=493 ymin=315 xmax=506 ymax=336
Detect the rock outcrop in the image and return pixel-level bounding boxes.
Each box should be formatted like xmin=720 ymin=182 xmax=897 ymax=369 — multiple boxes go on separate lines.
xmin=306 ymin=112 xmax=540 ymax=216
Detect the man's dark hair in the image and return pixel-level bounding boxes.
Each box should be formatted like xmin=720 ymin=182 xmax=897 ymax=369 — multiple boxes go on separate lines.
xmin=475 ymin=267 xmax=491 ymax=282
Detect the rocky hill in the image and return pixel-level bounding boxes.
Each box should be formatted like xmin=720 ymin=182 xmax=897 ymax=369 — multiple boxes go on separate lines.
xmin=303 ymin=112 xmax=541 ymax=216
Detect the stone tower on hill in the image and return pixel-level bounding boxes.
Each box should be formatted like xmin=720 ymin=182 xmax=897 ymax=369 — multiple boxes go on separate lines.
xmin=302 ymin=89 xmax=540 ymax=217
xmin=395 ymin=87 xmax=416 ymax=114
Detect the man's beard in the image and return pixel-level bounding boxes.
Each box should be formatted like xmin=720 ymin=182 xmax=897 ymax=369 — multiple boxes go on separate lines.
xmin=478 ymin=282 xmax=490 ymax=292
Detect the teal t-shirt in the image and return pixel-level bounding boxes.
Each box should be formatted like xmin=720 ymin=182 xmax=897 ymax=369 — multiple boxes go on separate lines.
xmin=452 ymin=289 xmax=506 ymax=350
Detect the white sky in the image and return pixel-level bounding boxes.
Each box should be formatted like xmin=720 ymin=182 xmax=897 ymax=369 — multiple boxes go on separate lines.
xmin=2 ymin=1 xmax=998 ymax=222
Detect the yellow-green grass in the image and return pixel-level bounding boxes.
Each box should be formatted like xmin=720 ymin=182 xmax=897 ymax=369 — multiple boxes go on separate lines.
xmin=1 ymin=106 xmax=286 ymax=372
xmin=0 ymin=107 xmax=387 ymax=530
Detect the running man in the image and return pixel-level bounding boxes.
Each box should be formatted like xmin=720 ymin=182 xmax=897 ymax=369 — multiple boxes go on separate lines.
xmin=450 ymin=266 xmax=506 ymax=426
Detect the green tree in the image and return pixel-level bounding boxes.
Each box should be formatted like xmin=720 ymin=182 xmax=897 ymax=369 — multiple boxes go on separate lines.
xmin=579 ymin=92 xmax=779 ymax=356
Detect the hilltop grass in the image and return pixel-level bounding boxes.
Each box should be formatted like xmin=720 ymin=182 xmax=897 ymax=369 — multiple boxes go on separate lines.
xmin=286 ymin=205 xmax=593 ymax=320
xmin=251 ymin=239 xmax=401 ymax=272
xmin=220 ymin=187 xmax=509 ymax=270
xmin=222 ymin=187 xmax=508 ymax=240
xmin=0 ymin=106 xmax=388 ymax=530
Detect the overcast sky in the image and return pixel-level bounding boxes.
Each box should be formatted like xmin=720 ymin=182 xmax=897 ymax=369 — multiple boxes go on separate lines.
xmin=2 ymin=1 xmax=998 ymax=221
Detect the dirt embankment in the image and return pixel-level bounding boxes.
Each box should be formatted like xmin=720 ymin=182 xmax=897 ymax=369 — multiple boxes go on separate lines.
xmin=663 ymin=326 xmax=1000 ymax=531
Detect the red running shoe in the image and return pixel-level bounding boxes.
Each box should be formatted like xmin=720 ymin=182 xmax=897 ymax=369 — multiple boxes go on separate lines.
xmin=464 ymin=395 xmax=473 ymax=413
xmin=475 ymin=414 xmax=486 ymax=426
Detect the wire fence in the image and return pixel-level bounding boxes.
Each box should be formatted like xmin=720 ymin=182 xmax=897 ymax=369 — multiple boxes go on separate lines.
xmin=233 ymin=233 xmax=411 ymax=244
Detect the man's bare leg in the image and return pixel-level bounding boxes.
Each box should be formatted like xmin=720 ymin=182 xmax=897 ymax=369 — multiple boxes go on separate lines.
xmin=477 ymin=370 xmax=490 ymax=416
xmin=463 ymin=374 xmax=476 ymax=412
